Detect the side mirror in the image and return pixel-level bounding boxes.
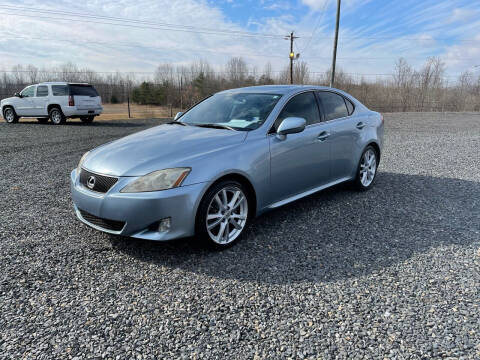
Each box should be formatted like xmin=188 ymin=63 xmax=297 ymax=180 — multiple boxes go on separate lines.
xmin=174 ymin=112 xmax=183 ymax=121
xmin=14 ymin=92 xmax=21 ymax=98
xmin=276 ymin=117 xmax=306 ymax=139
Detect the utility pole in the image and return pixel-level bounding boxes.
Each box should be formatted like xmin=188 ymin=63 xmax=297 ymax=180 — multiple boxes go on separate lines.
xmin=127 ymin=84 xmax=131 ymax=118
xmin=330 ymin=0 xmax=341 ymax=88
xmin=285 ymin=32 xmax=299 ymax=84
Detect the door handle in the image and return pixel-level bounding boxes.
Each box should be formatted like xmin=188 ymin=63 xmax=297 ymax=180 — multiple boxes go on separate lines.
xmin=317 ymin=131 xmax=330 ymax=141
xmin=356 ymin=122 xmax=366 ymax=130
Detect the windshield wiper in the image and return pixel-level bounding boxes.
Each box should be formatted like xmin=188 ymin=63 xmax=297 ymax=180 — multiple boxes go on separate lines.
xmin=193 ymin=123 xmax=236 ymax=131
xmin=167 ymin=121 xmax=187 ymax=126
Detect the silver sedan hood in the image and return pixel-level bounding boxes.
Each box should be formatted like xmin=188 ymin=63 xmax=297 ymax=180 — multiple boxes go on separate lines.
xmin=83 ymin=124 xmax=247 ymax=176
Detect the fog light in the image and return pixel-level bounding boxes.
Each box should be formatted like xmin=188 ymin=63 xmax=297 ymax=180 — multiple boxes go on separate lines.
xmin=158 ymin=217 xmax=171 ymax=232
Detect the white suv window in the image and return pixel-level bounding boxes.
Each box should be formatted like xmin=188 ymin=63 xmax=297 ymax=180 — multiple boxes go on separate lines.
xmin=20 ymin=86 xmax=35 ymax=98
xmin=52 ymin=85 xmax=68 ymax=96
xmin=36 ymin=86 xmax=49 ymax=97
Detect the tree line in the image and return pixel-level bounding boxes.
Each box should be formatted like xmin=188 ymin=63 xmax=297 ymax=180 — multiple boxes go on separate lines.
xmin=1 ymin=57 xmax=479 ymax=113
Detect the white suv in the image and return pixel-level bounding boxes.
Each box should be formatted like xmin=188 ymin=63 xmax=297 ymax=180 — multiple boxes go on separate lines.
xmin=1 ymin=82 xmax=103 ymax=125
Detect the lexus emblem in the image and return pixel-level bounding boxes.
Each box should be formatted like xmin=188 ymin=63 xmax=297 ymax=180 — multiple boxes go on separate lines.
xmin=87 ymin=176 xmax=96 ymax=189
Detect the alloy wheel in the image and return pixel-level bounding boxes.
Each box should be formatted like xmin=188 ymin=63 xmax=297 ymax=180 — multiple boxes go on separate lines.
xmin=51 ymin=110 xmax=62 ymax=124
xmin=4 ymin=109 xmax=14 ymax=123
xmin=206 ymin=186 xmax=248 ymax=245
xmin=359 ymin=149 xmax=377 ymax=187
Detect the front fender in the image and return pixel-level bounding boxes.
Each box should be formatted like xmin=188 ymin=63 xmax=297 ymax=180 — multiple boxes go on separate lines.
xmin=183 ymin=137 xmax=270 ymax=215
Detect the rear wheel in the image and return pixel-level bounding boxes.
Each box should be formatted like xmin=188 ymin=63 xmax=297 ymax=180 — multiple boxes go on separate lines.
xmin=49 ymin=107 xmax=65 ymax=125
xmin=354 ymin=146 xmax=378 ymax=191
xmin=195 ymin=180 xmax=250 ymax=249
xmin=80 ymin=116 xmax=94 ymax=123
xmin=37 ymin=118 xmax=49 ymax=124
xmin=3 ymin=107 xmax=18 ymax=123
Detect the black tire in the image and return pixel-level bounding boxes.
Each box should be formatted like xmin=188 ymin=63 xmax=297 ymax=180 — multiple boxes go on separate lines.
xmin=80 ymin=116 xmax=94 ymax=123
xmin=354 ymin=145 xmax=378 ymax=191
xmin=37 ymin=118 xmax=49 ymax=124
xmin=195 ymin=180 xmax=250 ymax=250
xmin=3 ymin=107 xmax=19 ymax=123
xmin=49 ymin=107 xmax=65 ymax=125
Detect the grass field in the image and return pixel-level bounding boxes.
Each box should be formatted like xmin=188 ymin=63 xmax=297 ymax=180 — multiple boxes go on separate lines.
xmin=97 ymin=103 xmax=182 ymax=120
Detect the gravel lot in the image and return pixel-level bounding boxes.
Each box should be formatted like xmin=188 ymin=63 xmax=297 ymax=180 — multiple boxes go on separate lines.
xmin=1 ymin=113 xmax=479 ymax=359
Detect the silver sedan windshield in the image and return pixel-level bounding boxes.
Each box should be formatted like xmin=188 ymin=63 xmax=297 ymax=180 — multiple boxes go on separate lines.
xmin=180 ymin=92 xmax=282 ymax=130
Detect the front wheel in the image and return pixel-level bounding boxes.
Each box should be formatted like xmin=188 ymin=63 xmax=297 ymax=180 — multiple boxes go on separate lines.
xmin=195 ymin=180 xmax=250 ymax=249
xmin=3 ymin=107 xmax=18 ymax=123
xmin=354 ymin=146 xmax=378 ymax=191
xmin=80 ymin=116 xmax=94 ymax=123
xmin=49 ymin=107 xmax=65 ymax=125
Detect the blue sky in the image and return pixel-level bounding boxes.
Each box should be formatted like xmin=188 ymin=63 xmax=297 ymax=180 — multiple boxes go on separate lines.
xmin=0 ymin=0 xmax=479 ymax=78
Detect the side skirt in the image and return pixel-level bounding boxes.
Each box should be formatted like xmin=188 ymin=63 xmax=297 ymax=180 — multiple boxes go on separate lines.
xmin=266 ymin=177 xmax=352 ymax=210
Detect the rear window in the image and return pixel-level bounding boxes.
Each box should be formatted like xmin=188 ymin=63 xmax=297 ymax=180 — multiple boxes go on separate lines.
xmin=345 ymin=98 xmax=355 ymax=115
xmin=52 ymin=85 xmax=68 ymax=96
xmin=36 ymin=86 xmax=49 ymax=97
xmin=317 ymin=91 xmax=349 ymax=121
xmin=69 ymin=85 xmax=99 ymax=97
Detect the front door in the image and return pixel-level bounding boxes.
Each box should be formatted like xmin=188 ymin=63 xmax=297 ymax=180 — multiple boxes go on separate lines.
xmin=16 ymin=85 xmax=36 ymax=116
xmin=268 ymin=91 xmax=331 ymax=205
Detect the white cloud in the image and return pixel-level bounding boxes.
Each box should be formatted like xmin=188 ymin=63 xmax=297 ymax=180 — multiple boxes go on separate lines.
xmin=300 ymin=0 xmax=329 ymax=11
xmin=0 ymin=0 xmax=270 ymax=71
xmin=0 ymin=0 xmax=478 ymax=80
xmin=448 ymin=8 xmax=478 ymax=24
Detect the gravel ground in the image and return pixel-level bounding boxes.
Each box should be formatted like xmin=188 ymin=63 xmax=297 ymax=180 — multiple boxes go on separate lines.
xmin=0 ymin=113 xmax=479 ymax=359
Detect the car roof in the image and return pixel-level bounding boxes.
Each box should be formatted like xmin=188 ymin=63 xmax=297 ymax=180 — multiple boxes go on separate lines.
xmin=36 ymin=82 xmax=91 ymax=86
xmin=219 ymin=84 xmax=340 ymax=96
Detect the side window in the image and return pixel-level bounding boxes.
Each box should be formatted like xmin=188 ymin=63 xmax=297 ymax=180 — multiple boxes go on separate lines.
xmin=317 ymin=92 xmax=349 ymax=121
xmin=274 ymin=92 xmax=320 ymax=130
xmin=52 ymin=85 xmax=68 ymax=96
xmin=345 ymin=98 xmax=355 ymax=115
xmin=20 ymin=86 xmax=35 ymax=98
xmin=36 ymin=86 xmax=49 ymax=97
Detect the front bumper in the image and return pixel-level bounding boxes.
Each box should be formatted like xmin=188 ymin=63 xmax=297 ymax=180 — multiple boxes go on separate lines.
xmin=70 ymin=169 xmax=207 ymax=240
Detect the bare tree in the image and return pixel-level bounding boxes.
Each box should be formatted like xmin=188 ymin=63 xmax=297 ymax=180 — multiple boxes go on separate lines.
xmin=293 ymin=61 xmax=310 ymax=84
xmin=417 ymin=57 xmax=445 ymax=111
xmin=225 ymin=57 xmax=248 ymax=86
xmin=393 ymin=58 xmax=416 ymax=112
xmin=26 ymin=65 xmax=39 ymax=84
xmin=1 ymin=58 xmax=479 ymax=113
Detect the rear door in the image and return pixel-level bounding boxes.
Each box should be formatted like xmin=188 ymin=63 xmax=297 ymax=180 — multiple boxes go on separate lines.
xmin=33 ymin=85 xmax=49 ymax=116
xmin=316 ymin=91 xmax=358 ymax=181
xmin=268 ymin=91 xmax=331 ymax=205
xmin=16 ymin=85 xmax=36 ymax=116
xmin=69 ymin=84 xmax=101 ymax=110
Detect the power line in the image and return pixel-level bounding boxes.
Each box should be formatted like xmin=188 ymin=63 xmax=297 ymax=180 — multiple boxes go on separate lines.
xmin=3 ymin=5 xmax=479 ymax=43
xmin=0 ymin=10 xmax=285 ymax=39
xmin=299 ymin=0 xmax=331 ymax=54
xmin=0 ymin=33 xmax=288 ymax=60
xmin=2 ymin=33 xmax=477 ymax=63
xmin=0 ymin=69 xmax=464 ymax=79
xmin=0 ymin=5 xmax=287 ymax=38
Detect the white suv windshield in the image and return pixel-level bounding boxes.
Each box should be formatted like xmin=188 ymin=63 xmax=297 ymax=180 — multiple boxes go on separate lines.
xmin=180 ymin=93 xmax=282 ymax=131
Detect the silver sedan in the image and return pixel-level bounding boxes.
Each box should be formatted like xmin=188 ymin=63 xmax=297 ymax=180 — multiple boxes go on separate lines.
xmin=71 ymin=85 xmax=384 ymax=248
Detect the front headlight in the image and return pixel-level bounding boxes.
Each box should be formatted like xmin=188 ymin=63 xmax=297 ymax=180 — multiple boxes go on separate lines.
xmin=120 ymin=168 xmax=191 ymax=193
xmin=77 ymin=151 xmax=89 ymax=175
